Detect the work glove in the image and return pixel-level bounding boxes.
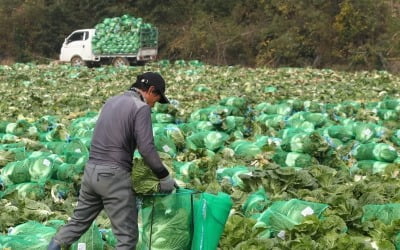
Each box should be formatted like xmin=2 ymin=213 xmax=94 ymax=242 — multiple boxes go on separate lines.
xmin=159 ymin=175 xmax=177 ymax=193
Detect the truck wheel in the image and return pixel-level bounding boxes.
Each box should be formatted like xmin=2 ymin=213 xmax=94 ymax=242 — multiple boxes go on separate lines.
xmin=112 ymin=57 xmax=130 ymax=67
xmin=71 ymin=56 xmax=86 ymax=67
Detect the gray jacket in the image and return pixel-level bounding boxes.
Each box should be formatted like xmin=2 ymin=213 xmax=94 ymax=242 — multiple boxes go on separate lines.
xmin=88 ymin=90 xmax=169 ymax=179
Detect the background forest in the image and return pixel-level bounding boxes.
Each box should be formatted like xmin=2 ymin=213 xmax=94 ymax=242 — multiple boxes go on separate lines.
xmin=1 ymin=0 xmax=400 ymax=71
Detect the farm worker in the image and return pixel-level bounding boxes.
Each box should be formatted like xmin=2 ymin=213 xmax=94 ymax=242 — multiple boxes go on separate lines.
xmin=48 ymin=72 xmax=177 ymax=250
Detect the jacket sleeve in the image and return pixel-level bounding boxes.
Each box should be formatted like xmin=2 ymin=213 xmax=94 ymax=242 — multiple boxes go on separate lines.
xmin=134 ymin=105 xmax=169 ymax=179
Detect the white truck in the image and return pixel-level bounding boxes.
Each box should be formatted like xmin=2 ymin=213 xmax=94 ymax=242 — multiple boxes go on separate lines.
xmin=59 ymin=28 xmax=158 ymax=67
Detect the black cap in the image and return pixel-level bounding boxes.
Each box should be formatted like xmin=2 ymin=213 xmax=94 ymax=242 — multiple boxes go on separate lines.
xmin=139 ymin=72 xmax=169 ymax=104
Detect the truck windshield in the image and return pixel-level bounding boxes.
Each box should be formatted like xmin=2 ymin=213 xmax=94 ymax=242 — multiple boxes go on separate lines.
xmin=67 ymin=32 xmax=85 ymax=44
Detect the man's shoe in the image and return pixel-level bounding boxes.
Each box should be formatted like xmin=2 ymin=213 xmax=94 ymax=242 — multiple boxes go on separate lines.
xmin=48 ymin=238 xmax=61 ymax=250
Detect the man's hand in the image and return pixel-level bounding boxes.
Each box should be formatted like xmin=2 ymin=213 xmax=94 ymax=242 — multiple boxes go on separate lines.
xmin=159 ymin=175 xmax=177 ymax=193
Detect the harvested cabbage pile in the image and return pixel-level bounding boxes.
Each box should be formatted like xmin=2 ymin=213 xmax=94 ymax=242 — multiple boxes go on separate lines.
xmin=1 ymin=62 xmax=400 ymax=249
xmin=92 ymin=14 xmax=157 ymax=54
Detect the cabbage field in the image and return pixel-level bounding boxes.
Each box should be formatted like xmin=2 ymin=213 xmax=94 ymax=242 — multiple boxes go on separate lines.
xmin=1 ymin=61 xmax=400 ymax=249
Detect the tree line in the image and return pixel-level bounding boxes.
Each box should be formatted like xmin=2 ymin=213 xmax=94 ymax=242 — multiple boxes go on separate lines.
xmin=0 ymin=0 xmax=400 ymax=72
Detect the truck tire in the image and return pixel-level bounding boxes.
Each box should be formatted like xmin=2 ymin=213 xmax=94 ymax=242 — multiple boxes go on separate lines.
xmin=71 ymin=56 xmax=86 ymax=67
xmin=112 ymin=57 xmax=130 ymax=67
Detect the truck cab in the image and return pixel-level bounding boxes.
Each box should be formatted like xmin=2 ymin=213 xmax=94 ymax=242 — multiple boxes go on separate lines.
xmin=59 ymin=29 xmax=95 ymax=66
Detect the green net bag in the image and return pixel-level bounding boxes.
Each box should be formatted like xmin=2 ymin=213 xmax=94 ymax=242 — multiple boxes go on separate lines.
xmin=391 ymin=130 xmax=400 ymax=147
xmin=62 ymin=138 xmax=89 ymax=164
xmin=242 ymin=188 xmax=269 ymax=217
xmin=1 ymin=182 xmax=46 ymax=200
xmin=8 ymin=220 xmax=56 ymax=241
xmin=0 ymin=234 xmax=48 ymax=250
xmin=353 ymin=143 xmax=398 ymax=163
xmin=230 ymin=140 xmax=262 ymax=159
xmin=56 ymin=163 xmax=83 ymax=183
xmin=26 ymin=154 xmax=55 ymax=183
xmin=325 ymin=125 xmax=354 ymax=143
xmin=254 ymin=199 xmax=328 ymax=234
xmin=192 ymin=192 xmax=233 ymax=250
xmin=350 ymin=160 xmax=391 ymax=174
xmin=71 ymin=222 xmax=104 ymax=250
xmin=5 ymin=119 xmax=38 ymax=138
xmin=272 ymin=150 xmax=316 ymax=169
xmin=1 ymin=160 xmax=30 ymax=185
xmin=137 ymin=189 xmax=197 ymax=250
xmin=219 ymin=97 xmax=247 ymax=110
xmin=186 ymin=131 xmax=228 ymax=151
xmin=362 ymin=204 xmax=400 ymax=224
xmin=256 ymin=114 xmax=286 ymax=130
xmin=216 ymin=166 xmax=251 ymax=189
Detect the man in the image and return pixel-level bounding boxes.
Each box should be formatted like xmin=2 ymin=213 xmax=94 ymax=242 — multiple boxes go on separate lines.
xmin=48 ymin=72 xmax=177 ymax=250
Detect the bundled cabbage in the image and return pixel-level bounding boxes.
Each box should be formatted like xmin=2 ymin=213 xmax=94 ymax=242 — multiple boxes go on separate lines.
xmin=131 ymin=158 xmax=159 ymax=195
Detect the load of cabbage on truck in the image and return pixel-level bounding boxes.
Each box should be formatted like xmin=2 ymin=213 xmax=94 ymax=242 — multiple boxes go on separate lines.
xmin=59 ymin=15 xmax=158 ymax=67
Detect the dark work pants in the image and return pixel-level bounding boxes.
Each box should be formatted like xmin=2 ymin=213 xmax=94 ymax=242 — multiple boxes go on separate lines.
xmin=54 ymin=163 xmax=138 ymax=250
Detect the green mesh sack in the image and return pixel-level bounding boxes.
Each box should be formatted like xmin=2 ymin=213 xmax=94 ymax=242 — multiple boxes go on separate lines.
xmin=192 ymin=192 xmax=232 ymax=250
xmin=281 ymin=131 xmax=329 ymax=156
xmin=34 ymin=115 xmax=59 ymax=133
xmin=362 ymin=204 xmax=400 ymax=224
xmin=242 ymin=188 xmax=269 ymax=217
xmin=272 ymin=150 xmax=315 ymax=168
xmin=377 ymin=109 xmax=399 ymax=121
xmin=186 ymin=131 xmax=228 ymax=151
xmin=204 ymin=131 xmax=229 ymax=151
xmin=0 ymin=143 xmax=27 ymax=163
xmin=219 ymin=97 xmax=247 ymax=110
xmin=256 ymin=114 xmax=285 ymax=130
xmin=0 ymin=160 xmax=30 ymax=185
xmin=0 ymin=133 xmax=18 ymax=143
xmin=303 ymin=101 xmax=325 ymax=113
xmin=352 ymin=122 xmax=378 ymax=143
xmin=189 ymin=106 xmax=221 ymax=122
xmin=378 ymin=98 xmax=400 ymax=110
xmin=254 ymin=102 xmax=276 ymax=114
xmin=56 ymin=163 xmax=83 ymax=183
xmin=191 ymin=105 xmax=238 ymax=123
xmin=43 ymin=141 xmax=65 ymax=155
xmin=71 ymin=222 xmax=104 ymax=250
xmin=154 ymin=133 xmax=177 ymax=157
xmin=100 ymin=228 xmax=117 ymax=248
xmin=221 ymin=116 xmax=245 ymax=133
xmin=325 ymin=125 xmax=354 ymax=142
xmin=38 ymin=123 xmax=69 ymax=142
xmin=157 ymin=124 xmax=185 ymax=149
xmin=137 ymin=189 xmax=197 ymax=250
xmin=230 ymin=140 xmax=262 ymax=158
xmin=350 ymin=160 xmax=391 ymax=174
xmin=0 ymin=150 xmax=18 ymax=167
xmin=301 ymin=112 xmax=329 ymax=128
xmin=353 ymin=143 xmax=398 ymax=163
xmin=62 ymin=138 xmax=89 ymax=164
xmin=278 ymin=128 xmax=306 ymax=140
xmin=26 ymin=154 xmax=55 ymax=183
xmin=280 ymin=132 xmax=313 ymax=154
xmin=194 ymin=121 xmax=215 ymax=131
xmin=216 ymin=166 xmax=250 ymax=188
xmin=5 ymin=119 xmax=38 ymax=138
xmin=1 ymin=182 xmax=46 ymax=200
xmin=152 ymin=113 xmax=175 ymax=123
xmin=173 ymin=161 xmax=198 ymax=183
xmin=0 ymin=234 xmax=48 ymax=250
xmin=9 ymin=220 xmax=56 ymax=241
xmin=391 ymin=130 xmax=400 ymax=147
xmin=254 ymin=199 xmax=328 ymax=234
